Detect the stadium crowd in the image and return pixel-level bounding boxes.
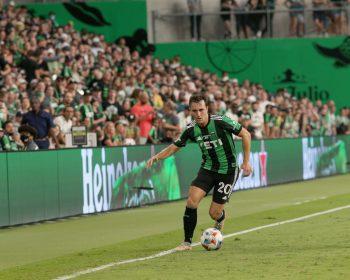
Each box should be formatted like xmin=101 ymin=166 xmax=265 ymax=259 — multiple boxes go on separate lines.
xmin=0 ymin=2 xmax=349 ymax=151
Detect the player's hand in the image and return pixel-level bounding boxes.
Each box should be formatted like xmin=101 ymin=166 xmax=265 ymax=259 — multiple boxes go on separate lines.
xmin=146 ymin=156 xmax=159 ymax=168
xmin=240 ymin=161 xmax=252 ymax=177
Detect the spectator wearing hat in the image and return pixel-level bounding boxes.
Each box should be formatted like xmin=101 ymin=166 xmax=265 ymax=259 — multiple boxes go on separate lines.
xmin=80 ymin=90 xmax=94 ymax=129
xmin=21 ymin=97 xmax=59 ymax=149
xmin=18 ymin=124 xmax=39 ymax=151
xmin=125 ymin=114 xmax=140 ymax=144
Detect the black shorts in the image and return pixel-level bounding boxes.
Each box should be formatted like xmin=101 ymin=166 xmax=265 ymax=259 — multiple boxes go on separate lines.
xmin=191 ymin=167 xmax=240 ymax=205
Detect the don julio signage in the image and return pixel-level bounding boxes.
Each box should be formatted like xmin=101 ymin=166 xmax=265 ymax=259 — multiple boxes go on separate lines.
xmin=273 ymin=69 xmax=330 ymax=101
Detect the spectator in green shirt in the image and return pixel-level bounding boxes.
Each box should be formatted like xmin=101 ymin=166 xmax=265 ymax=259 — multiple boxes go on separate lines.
xmin=1 ymin=120 xmax=18 ymax=151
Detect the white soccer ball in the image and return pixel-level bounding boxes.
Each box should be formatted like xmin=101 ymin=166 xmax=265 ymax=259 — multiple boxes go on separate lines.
xmin=200 ymin=228 xmax=223 ymax=251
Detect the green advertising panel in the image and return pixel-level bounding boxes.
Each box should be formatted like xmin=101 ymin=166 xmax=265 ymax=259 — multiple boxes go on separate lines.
xmin=26 ymin=0 xmax=147 ymax=43
xmin=57 ymin=148 xmax=83 ymax=217
xmin=302 ymin=137 xmax=348 ymax=179
xmin=155 ymin=37 xmax=350 ymax=109
xmin=1 ymin=136 xmax=349 ymax=227
xmin=112 ymin=156 xmax=181 ymax=208
xmin=7 ymin=151 xmax=59 ymax=225
xmin=0 ymin=153 xmax=9 ymax=227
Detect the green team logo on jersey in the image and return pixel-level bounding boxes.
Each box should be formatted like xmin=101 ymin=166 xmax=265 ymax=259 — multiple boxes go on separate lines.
xmin=197 ymin=134 xmax=224 ymax=150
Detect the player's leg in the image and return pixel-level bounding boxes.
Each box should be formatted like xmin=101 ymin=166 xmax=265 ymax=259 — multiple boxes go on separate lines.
xmin=176 ymin=169 xmax=214 ymax=251
xmin=210 ymin=167 xmax=239 ymax=232
xmin=209 ymin=201 xmax=225 ymax=230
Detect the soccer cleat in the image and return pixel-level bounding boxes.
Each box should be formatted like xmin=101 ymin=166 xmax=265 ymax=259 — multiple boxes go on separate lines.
xmin=214 ymin=220 xmax=225 ymax=232
xmin=175 ymin=242 xmax=192 ymax=251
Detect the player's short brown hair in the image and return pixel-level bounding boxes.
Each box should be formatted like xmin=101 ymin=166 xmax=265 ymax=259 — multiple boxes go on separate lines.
xmin=189 ymin=94 xmax=208 ymax=107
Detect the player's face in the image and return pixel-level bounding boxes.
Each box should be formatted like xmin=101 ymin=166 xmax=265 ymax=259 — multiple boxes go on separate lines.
xmin=190 ymin=100 xmax=209 ymax=127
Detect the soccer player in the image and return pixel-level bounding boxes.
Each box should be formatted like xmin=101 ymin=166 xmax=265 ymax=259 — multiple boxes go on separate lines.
xmin=146 ymin=94 xmax=252 ymax=251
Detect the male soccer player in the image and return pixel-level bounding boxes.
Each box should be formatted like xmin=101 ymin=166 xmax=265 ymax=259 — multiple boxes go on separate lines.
xmin=146 ymin=94 xmax=252 ymax=251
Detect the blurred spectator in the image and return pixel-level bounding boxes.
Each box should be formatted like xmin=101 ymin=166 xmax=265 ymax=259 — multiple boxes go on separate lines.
xmin=1 ymin=120 xmax=18 ymax=151
xmin=221 ymin=0 xmax=234 ymax=39
xmin=177 ymin=105 xmax=192 ymax=130
xmin=18 ymin=124 xmax=39 ymax=151
xmin=312 ymin=0 xmax=328 ymax=36
xmin=102 ymin=89 xmax=124 ymax=121
xmin=80 ymin=90 xmax=94 ymax=129
xmin=319 ymin=104 xmax=332 ymax=135
xmin=336 ymin=107 xmax=350 ymax=135
xmin=161 ymin=101 xmax=181 ymax=139
xmin=225 ymin=102 xmax=239 ymax=122
xmin=130 ymin=90 xmax=154 ymax=144
xmin=147 ymin=117 xmax=163 ymax=144
xmin=115 ymin=119 xmax=136 ymax=146
xmin=262 ymin=0 xmax=275 ymax=37
xmin=125 ymin=114 xmax=140 ymax=144
xmin=0 ymin=93 xmax=8 ymax=128
xmin=13 ymin=111 xmax=22 ymax=133
xmin=188 ymin=0 xmax=203 ymax=41
xmin=21 ymin=98 xmax=59 ymax=149
xmin=54 ymin=105 xmax=74 ymax=146
xmin=102 ymin=121 xmax=119 ymax=146
xmin=285 ymin=0 xmax=305 ymax=37
xmin=250 ymin=101 xmax=264 ymax=138
xmin=91 ymin=99 xmax=106 ymax=127
xmin=233 ymin=0 xmax=249 ymax=39
xmin=249 ymin=0 xmax=265 ymax=38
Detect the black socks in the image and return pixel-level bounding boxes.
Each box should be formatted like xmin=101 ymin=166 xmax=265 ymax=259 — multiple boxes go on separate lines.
xmin=216 ymin=210 xmax=225 ymax=223
xmin=183 ymin=207 xmax=197 ymax=244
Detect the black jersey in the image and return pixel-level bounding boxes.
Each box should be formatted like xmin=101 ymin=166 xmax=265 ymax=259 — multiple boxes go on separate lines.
xmin=174 ymin=114 xmax=242 ymax=174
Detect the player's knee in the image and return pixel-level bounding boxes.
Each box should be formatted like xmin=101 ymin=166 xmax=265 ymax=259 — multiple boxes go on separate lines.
xmin=209 ymin=208 xmax=221 ymax=220
xmin=187 ymin=196 xmax=199 ymax=208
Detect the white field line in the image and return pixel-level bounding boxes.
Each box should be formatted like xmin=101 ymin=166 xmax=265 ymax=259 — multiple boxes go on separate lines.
xmin=294 ymin=196 xmax=328 ymax=205
xmin=54 ymin=204 xmax=350 ymax=280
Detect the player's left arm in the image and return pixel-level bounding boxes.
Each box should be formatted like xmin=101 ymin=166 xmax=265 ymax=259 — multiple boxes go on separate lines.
xmin=238 ymin=127 xmax=252 ymax=177
xmin=221 ymin=115 xmax=252 ymax=177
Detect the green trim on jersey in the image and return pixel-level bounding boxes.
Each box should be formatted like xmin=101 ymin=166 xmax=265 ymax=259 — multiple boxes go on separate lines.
xmin=174 ymin=114 xmax=242 ymax=174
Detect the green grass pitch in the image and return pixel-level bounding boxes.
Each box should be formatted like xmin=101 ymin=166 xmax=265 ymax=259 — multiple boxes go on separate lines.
xmin=1 ymin=174 xmax=350 ymax=280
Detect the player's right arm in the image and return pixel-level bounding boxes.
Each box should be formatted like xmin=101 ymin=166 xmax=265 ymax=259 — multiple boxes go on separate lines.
xmin=146 ymin=144 xmax=181 ymax=168
xmin=146 ymin=124 xmax=193 ymax=168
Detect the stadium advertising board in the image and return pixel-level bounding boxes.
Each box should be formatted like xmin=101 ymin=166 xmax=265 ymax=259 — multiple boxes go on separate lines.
xmin=302 ymin=137 xmax=348 ymax=180
xmin=1 ymin=136 xmax=349 ymax=227
xmin=81 ymin=147 xmax=181 ymax=214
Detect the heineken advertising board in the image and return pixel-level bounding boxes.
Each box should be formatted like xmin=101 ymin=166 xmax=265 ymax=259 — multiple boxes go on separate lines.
xmin=155 ymin=37 xmax=350 ymax=109
xmin=0 ymin=136 xmax=348 ymax=227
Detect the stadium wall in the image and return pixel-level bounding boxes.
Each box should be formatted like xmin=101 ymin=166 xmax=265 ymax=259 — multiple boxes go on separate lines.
xmin=155 ymin=37 xmax=350 ymax=109
xmin=25 ymin=0 xmax=147 ymax=43
xmin=1 ymin=136 xmax=349 ymax=227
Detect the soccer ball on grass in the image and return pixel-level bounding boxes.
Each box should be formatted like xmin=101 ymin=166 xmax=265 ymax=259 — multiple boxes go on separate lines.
xmin=200 ymin=228 xmax=223 ymax=250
